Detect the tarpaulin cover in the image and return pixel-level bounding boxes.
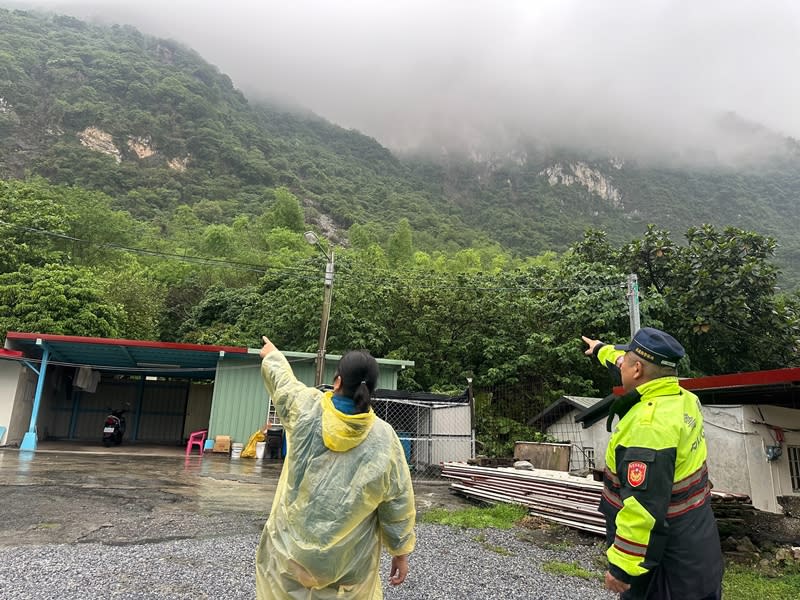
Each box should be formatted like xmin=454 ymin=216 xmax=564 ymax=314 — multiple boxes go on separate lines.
xmin=241 ymin=430 xmax=266 ymax=458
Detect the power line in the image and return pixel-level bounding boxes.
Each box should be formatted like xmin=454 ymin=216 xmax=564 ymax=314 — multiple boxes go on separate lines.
xmin=0 ymin=219 xmax=320 ymax=275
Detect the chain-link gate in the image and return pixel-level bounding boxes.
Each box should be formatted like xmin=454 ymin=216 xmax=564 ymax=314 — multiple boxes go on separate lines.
xmin=373 ymin=395 xmax=473 ymax=480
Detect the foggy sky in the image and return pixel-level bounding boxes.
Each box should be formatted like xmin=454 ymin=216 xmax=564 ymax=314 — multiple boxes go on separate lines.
xmin=15 ymin=1 xmax=800 ymax=161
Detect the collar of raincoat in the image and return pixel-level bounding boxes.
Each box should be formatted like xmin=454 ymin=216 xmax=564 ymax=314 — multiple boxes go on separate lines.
xmin=321 ymin=391 xmax=376 ymax=452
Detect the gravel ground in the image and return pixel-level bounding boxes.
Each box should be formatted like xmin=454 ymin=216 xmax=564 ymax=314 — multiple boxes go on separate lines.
xmin=0 ymin=524 xmax=615 ymax=600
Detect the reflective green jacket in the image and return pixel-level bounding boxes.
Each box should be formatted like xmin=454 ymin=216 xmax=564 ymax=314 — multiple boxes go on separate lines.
xmin=595 ymin=344 xmax=723 ymax=599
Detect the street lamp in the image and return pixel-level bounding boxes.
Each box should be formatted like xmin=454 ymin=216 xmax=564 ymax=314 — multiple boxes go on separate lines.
xmin=305 ymin=231 xmax=334 ymax=386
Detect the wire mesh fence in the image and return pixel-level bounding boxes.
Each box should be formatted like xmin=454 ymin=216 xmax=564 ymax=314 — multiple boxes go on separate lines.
xmin=374 ymin=380 xmax=573 ymax=481
xmin=374 ymin=394 xmax=473 ymax=480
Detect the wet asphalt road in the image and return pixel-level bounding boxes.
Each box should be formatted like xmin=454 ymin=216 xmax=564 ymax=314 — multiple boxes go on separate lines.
xmin=0 ymin=449 xmax=468 ymax=547
xmin=0 ymin=449 xmax=612 ymax=599
xmin=0 ymin=450 xmax=278 ymax=547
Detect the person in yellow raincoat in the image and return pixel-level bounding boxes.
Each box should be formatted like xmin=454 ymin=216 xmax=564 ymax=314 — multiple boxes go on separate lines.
xmin=256 ymin=336 xmax=416 ymax=599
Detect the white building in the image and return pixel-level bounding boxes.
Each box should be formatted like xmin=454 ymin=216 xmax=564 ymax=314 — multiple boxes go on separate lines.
xmin=530 ymin=395 xmax=611 ymax=471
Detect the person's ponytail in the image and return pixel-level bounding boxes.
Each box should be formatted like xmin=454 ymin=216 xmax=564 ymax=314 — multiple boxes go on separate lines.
xmin=336 ymin=351 xmax=378 ymax=414
xmin=353 ymin=380 xmax=372 ymax=414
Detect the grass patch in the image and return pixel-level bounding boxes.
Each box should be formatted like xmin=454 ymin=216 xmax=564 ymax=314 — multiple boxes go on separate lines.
xmin=421 ymin=503 xmax=528 ymax=530
xmin=472 ymin=532 xmax=514 ymax=556
xmin=723 ymin=563 xmax=800 ymax=600
xmin=541 ymin=560 xmax=600 ymax=581
xmin=540 ymin=538 xmax=574 ymax=551
xmin=485 ymin=543 xmax=513 ymax=556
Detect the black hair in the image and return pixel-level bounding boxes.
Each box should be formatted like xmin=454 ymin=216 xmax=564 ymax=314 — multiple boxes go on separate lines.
xmin=335 ymin=350 xmax=379 ymax=414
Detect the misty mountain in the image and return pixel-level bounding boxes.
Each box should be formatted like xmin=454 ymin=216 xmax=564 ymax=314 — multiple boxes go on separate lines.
xmin=2 ymin=8 xmax=799 ymax=286
xmin=410 ymin=142 xmax=800 ymax=283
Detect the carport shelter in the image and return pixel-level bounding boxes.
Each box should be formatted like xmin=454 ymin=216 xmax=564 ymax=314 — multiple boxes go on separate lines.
xmin=0 ymin=332 xmax=412 ymax=452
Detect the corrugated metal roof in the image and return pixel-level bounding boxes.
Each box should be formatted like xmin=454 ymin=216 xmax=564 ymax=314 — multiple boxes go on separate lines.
xmin=374 ymin=389 xmax=468 ymax=404
xmin=5 ymin=331 xmax=246 ymax=379
xmin=576 ymin=368 xmax=800 ymax=428
xmin=4 ymin=332 xmax=414 ymax=380
xmin=530 ymin=395 xmax=604 ymax=430
xmin=562 ymin=396 xmax=602 ymax=409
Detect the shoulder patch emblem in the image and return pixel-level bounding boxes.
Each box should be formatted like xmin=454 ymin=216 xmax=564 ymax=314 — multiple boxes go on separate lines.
xmin=627 ymin=461 xmax=647 ymax=487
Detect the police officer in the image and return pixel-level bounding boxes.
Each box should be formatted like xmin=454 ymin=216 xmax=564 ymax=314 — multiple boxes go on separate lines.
xmin=582 ymin=327 xmax=723 ymax=599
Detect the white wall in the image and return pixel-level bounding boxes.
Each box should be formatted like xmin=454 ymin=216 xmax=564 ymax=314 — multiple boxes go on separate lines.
xmin=703 ymin=405 xmax=800 ymax=513
xmin=586 ymin=422 xmax=612 ymax=470
xmin=0 ymin=360 xmax=24 ymax=445
xmin=7 ymin=366 xmax=37 ymax=445
xmin=702 ymin=406 xmax=754 ymax=500
xmin=564 ymin=405 xmax=800 ymax=514
xmin=548 ymin=412 xmax=603 ymax=470
xmin=743 ymin=405 xmax=800 ymax=511
xmin=414 ymin=403 xmax=471 ymax=467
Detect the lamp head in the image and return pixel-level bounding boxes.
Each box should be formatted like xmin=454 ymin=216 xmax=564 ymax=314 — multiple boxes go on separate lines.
xmin=304 ymin=231 xmax=319 ymax=245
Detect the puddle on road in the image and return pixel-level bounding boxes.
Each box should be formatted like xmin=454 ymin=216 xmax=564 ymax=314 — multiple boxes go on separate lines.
xmin=0 ymin=449 xmax=280 ymax=515
xmin=0 ymin=449 xmax=469 ymax=527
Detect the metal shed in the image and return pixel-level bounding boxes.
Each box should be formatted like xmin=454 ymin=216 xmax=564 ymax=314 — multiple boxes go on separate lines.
xmin=1 ymin=332 xmax=413 ymax=452
xmin=207 ymin=349 xmax=413 ymax=447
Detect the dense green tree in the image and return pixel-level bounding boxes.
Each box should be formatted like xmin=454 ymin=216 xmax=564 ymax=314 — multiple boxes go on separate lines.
xmin=659 ymin=226 xmax=791 ymax=373
xmin=260 ymin=187 xmax=305 ymax=233
xmin=98 ymin=258 xmax=166 ymax=340
xmin=387 ymin=218 xmax=414 ymax=266
xmin=619 ymin=224 xmax=798 ymax=374
xmin=0 ymin=264 xmax=125 ymax=338
xmin=202 ymin=224 xmax=237 ymax=257
xmin=0 ymin=179 xmax=73 ymax=272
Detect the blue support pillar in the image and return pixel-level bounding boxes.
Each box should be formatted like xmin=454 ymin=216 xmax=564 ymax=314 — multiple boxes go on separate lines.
xmin=20 ymin=345 xmax=50 ymax=452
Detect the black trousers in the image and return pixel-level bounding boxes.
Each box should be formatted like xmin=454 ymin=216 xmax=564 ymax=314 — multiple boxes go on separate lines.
xmin=621 ymin=567 xmax=721 ymax=600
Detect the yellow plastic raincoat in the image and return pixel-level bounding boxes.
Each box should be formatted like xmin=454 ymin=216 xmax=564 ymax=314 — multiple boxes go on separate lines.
xmin=255 ymin=349 xmax=416 ymax=600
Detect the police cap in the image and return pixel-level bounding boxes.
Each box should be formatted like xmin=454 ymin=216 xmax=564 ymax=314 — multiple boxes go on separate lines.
xmin=614 ymin=327 xmax=685 ymax=368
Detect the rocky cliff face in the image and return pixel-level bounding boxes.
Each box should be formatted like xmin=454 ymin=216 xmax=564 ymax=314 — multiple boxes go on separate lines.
xmin=77 ymin=127 xmax=190 ymax=170
xmin=78 ymin=127 xmax=121 ymax=163
xmin=539 ymin=161 xmax=623 ymax=207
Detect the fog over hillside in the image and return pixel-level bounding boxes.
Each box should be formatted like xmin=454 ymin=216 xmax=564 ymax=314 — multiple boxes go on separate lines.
xmin=12 ymin=0 xmax=800 ymax=163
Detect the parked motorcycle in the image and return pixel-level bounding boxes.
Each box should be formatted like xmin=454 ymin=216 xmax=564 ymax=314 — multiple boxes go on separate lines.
xmin=102 ymin=409 xmax=127 ymax=446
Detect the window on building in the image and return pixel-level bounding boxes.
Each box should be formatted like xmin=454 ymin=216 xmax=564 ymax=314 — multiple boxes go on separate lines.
xmin=789 ymin=446 xmax=800 ymax=492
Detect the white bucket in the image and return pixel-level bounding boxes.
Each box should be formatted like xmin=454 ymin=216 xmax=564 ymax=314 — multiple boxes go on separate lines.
xmin=255 ymin=441 xmax=267 ymax=459
xmin=231 ymin=442 xmax=244 ymax=459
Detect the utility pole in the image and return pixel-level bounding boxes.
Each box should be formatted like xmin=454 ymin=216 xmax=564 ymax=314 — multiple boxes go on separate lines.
xmin=305 ymin=231 xmax=334 ymax=387
xmin=315 ymin=248 xmax=334 ymax=386
xmin=467 ymin=377 xmax=475 ymax=458
xmin=627 ymin=273 xmax=641 ymax=338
